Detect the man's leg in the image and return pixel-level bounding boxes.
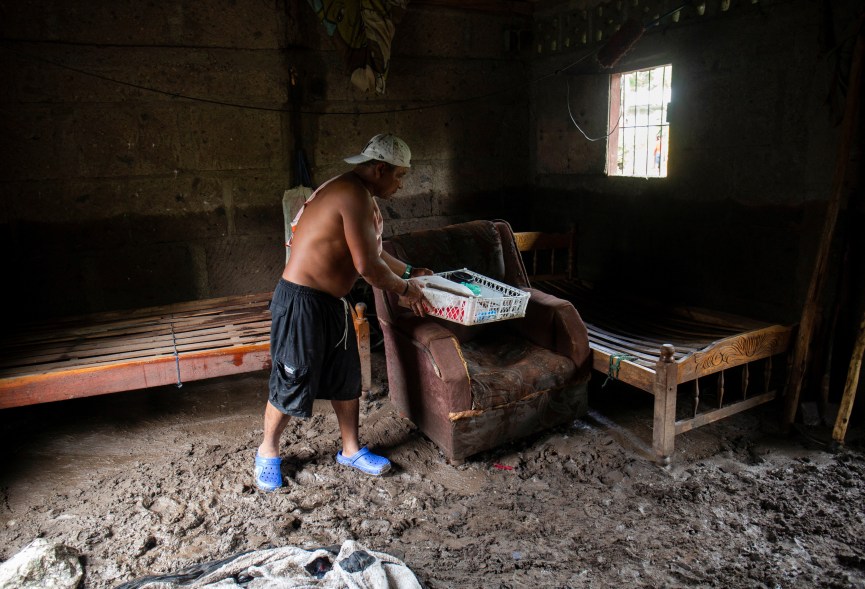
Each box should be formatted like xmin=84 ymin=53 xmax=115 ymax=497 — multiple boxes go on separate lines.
xmin=254 ymin=401 xmax=290 ymax=491
xmin=332 ymin=397 xmax=391 ymax=475
xmin=258 ymin=401 xmax=291 ymax=458
xmin=331 ymin=398 xmax=361 ymax=457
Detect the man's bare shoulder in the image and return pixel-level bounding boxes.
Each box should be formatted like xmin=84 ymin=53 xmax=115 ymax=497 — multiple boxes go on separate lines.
xmin=319 ymin=172 xmax=367 ymax=197
xmin=319 ymin=172 xmax=373 ymax=212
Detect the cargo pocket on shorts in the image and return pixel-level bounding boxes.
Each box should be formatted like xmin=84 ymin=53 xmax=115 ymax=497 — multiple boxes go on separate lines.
xmin=275 ymin=362 xmax=308 ymax=390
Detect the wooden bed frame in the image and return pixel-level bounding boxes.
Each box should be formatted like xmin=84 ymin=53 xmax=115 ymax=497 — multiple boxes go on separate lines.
xmin=0 ymin=292 xmax=371 ymax=410
xmin=514 ymin=230 xmax=795 ymax=463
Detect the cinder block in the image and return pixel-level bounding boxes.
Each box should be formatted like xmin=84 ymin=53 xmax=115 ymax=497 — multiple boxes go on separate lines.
xmin=2 ymin=106 xmax=76 ymax=181
xmin=376 ymin=194 xmax=433 ymax=220
xmin=126 ymin=176 xmax=224 ymax=217
xmin=385 ymin=215 xmax=468 ymax=238
xmin=0 ymin=1 xmax=283 ymax=48
xmin=386 ymin=58 xmax=526 ymax=103
xmin=133 ymin=211 xmax=229 ymax=244
xmin=233 ymin=204 xmax=284 ymax=240
xmin=79 ymin=243 xmax=201 ymax=311
xmin=204 ymin=235 xmax=285 ymax=297
xmin=177 ymin=107 xmax=286 ymax=171
xmin=232 ymin=174 xmax=292 ymax=210
xmin=395 ymin=8 xmax=527 ymax=59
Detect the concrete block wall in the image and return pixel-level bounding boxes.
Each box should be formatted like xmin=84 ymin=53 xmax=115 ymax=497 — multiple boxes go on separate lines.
xmin=300 ymin=4 xmax=533 ymax=237
xmin=1 ymin=1 xmax=295 ymax=320
xmin=1 ymin=1 xmax=533 ymax=320
xmin=526 ymin=0 xmax=862 ymax=323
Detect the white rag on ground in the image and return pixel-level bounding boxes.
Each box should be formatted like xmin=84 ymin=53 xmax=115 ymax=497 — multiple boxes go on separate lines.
xmin=114 ymin=540 xmax=422 ymax=589
xmin=0 ymin=538 xmax=83 ymax=589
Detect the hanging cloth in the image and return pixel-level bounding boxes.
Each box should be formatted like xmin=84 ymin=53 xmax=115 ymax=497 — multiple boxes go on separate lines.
xmin=305 ymin=0 xmax=408 ymax=94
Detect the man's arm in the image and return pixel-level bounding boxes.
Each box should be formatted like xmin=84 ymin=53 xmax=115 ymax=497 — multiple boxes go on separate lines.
xmin=381 ymin=250 xmax=433 ymax=278
xmin=340 ymin=187 xmax=427 ymax=316
xmin=340 ymin=188 xmax=416 ymax=297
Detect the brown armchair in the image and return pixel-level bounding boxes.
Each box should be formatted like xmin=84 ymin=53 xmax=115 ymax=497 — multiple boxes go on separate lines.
xmin=372 ymin=220 xmax=592 ymax=463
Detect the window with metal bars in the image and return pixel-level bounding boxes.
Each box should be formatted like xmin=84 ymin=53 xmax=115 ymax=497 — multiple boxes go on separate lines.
xmin=606 ymin=64 xmax=672 ymax=178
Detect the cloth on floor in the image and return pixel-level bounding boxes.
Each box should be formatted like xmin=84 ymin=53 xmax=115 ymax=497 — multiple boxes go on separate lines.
xmin=0 ymin=538 xmax=83 ymax=589
xmin=114 ymin=540 xmax=422 ymax=589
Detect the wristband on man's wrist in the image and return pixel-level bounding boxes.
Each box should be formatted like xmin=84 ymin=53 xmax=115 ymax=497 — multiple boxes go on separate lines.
xmin=401 ymin=280 xmax=410 ymax=296
xmin=401 ymin=264 xmax=413 ymax=279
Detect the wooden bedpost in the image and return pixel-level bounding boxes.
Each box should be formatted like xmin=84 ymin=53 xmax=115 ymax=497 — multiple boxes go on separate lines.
xmin=353 ymin=302 xmax=372 ymax=396
xmin=653 ymin=344 xmax=678 ymax=464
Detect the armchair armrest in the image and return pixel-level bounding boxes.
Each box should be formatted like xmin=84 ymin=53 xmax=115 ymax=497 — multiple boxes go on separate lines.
xmin=400 ymin=319 xmax=456 ymax=348
xmin=512 ymin=288 xmax=591 ymax=375
xmin=378 ymin=316 xmax=473 ymax=413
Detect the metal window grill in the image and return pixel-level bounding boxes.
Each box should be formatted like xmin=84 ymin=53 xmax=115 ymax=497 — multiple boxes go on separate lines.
xmin=612 ymin=64 xmax=672 ymax=178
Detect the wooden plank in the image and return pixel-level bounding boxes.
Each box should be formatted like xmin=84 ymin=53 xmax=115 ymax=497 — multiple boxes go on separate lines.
xmin=0 ymin=343 xmax=271 ymax=409
xmin=7 ymin=292 xmax=271 ymax=332
xmin=585 ymin=305 xmax=743 ymax=341
xmin=589 ymin=346 xmax=656 ymax=392
xmin=588 ymin=338 xmax=660 ymax=366
xmin=587 ymin=326 xmax=702 ymax=359
xmin=0 ymin=337 xmax=273 ymax=378
xmin=0 ymin=324 xmax=271 ymax=372
xmin=677 ymin=325 xmax=793 ymax=381
xmin=675 ymin=391 xmax=777 ymax=435
xmin=663 ymin=305 xmax=769 ymax=332
xmin=513 ymin=231 xmax=572 ymax=252
xmin=653 ymin=344 xmax=679 ymax=463
xmin=582 ymin=307 xmax=710 ymax=337
xmin=1 ymin=310 xmax=271 ymax=364
xmin=832 ymin=309 xmax=865 ymax=444
xmin=2 ymin=301 xmax=270 ymax=347
xmin=0 ymin=289 xmax=381 ymax=410
xmin=783 ymin=25 xmax=864 ymax=430
xmin=588 ymin=337 xmax=665 ymax=366
xmin=353 ymin=303 xmax=372 ymax=394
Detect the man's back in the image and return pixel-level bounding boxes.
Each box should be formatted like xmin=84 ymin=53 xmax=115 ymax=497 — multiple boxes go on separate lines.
xmin=283 ymin=172 xmax=378 ymax=298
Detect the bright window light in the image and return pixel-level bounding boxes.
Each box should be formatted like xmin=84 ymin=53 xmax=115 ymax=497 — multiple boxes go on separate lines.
xmin=607 ymin=64 xmax=672 ymax=178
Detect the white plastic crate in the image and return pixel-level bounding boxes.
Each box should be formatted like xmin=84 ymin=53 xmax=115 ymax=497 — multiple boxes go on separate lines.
xmin=419 ymin=268 xmax=530 ymax=325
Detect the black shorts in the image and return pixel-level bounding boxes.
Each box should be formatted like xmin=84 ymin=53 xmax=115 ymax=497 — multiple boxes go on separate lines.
xmin=268 ymin=279 xmax=361 ymax=418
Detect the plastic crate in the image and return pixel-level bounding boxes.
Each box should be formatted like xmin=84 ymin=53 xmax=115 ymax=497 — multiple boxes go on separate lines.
xmin=420 ymin=268 xmax=530 ymax=326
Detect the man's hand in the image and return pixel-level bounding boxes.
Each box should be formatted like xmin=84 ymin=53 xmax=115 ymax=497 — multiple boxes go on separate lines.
xmin=402 ymin=279 xmax=428 ymax=317
xmin=409 ymin=266 xmax=434 ymax=278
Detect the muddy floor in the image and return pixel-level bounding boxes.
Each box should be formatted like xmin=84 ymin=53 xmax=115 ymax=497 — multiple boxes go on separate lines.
xmin=1 ymin=350 xmax=864 ymax=588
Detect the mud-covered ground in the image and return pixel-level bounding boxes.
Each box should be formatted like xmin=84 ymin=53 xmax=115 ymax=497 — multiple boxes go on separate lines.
xmin=1 ymin=350 xmax=864 ymax=588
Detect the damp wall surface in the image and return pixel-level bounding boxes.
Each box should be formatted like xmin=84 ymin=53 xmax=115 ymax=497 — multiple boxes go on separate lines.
xmin=2 ymin=0 xmax=860 ymax=329
xmin=527 ymin=0 xmax=863 ymax=324
xmin=0 ymin=1 xmax=533 ymax=321
xmin=1 ymin=2 xmax=293 ymax=319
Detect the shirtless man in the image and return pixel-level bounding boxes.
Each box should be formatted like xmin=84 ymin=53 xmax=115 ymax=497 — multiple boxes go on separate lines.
xmin=254 ymin=134 xmax=431 ymax=491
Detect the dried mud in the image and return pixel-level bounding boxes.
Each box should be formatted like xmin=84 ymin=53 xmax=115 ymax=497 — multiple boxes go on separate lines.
xmin=1 ymin=351 xmax=863 ymax=588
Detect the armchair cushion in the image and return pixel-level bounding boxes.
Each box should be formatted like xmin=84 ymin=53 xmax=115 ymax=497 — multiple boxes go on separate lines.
xmin=461 ymin=334 xmax=576 ymax=409
xmin=514 ymin=288 xmax=591 ymax=375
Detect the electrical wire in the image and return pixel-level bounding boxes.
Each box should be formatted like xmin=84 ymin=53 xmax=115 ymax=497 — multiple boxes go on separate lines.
xmin=1 ymin=38 xmax=600 ymax=117
xmin=1 ymin=28 xmax=621 ymax=143
xmin=0 ymin=0 xmax=704 ymax=120
xmin=566 ymin=78 xmax=622 ymax=141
